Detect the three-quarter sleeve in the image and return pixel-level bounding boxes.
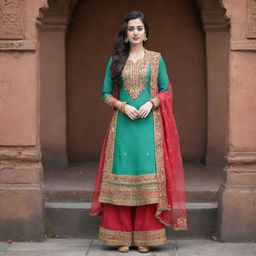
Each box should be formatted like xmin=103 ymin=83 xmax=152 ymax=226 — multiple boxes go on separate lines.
xmin=158 ymin=55 xmax=169 ymax=92
xmin=150 ymin=55 xmax=169 ymax=109
xmin=102 ymin=57 xmax=118 ymax=108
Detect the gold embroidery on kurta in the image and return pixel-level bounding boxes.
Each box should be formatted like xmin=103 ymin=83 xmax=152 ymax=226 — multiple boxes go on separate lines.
xmin=104 ymin=95 xmax=117 ymax=107
xmin=99 ymin=181 xmax=159 ymax=205
xmin=99 ymin=50 xmax=168 ymax=207
xmin=97 ymin=50 xmax=188 ymax=230
xmin=121 ymin=51 xmax=149 ymax=99
xmin=103 ymin=173 xmax=158 ymax=184
xmin=98 ymin=108 xmax=159 ymax=205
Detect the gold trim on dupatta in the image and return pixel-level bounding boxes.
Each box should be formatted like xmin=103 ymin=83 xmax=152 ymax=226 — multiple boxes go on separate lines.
xmin=149 ymin=51 xmax=188 ymax=231
xmin=147 ymin=51 xmax=169 ymax=211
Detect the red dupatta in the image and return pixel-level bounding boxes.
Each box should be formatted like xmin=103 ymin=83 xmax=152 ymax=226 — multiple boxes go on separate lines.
xmin=90 ymin=65 xmax=188 ymax=231
xmin=154 ymin=78 xmax=188 ymax=230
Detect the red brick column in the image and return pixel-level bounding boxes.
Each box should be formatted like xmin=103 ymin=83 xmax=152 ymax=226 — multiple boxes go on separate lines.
xmin=0 ymin=0 xmax=48 ymax=241
xmin=218 ymin=0 xmax=256 ymax=241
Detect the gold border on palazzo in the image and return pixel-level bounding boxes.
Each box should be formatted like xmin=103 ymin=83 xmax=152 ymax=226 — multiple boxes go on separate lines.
xmin=133 ymin=228 xmax=167 ymax=246
xmin=98 ymin=227 xmax=132 ymax=246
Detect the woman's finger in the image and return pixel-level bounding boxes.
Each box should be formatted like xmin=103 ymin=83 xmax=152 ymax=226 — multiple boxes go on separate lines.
xmin=131 ymin=111 xmax=137 ymax=119
xmin=141 ymin=112 xmax=146 ymax=118
xmin=129 ymin=114 xmax=134 ymax=120
xmin=144 ymin=111 xmax=149 ymax=118
xmin=132 ymin=111 xmax=138 ymax=117
xmin=142 ymin=110 xmax=149 ymax=118
xmin=139 ymin=111 xmax=145 ymax=118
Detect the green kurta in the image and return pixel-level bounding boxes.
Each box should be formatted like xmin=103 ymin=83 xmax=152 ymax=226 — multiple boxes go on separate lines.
xmin=102 ymin=53 xmax=169 ymax=176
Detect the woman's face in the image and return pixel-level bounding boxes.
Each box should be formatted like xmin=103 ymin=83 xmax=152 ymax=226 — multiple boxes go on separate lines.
xmin=126 ymin=18 xmax=146 ymax=45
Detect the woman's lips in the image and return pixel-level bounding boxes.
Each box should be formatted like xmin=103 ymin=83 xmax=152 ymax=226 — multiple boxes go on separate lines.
xmin=133 ymin=37 xmax=139 ymax=40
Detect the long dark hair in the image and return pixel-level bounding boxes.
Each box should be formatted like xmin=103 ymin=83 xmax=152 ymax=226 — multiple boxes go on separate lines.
xmin=110 ymin=11 xmax=149 ymax=85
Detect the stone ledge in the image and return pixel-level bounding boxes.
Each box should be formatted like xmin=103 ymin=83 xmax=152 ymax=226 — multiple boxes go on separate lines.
xmin=0 ymin=184 xmax=41 ymax=190
xmin=0 ymin=147 xmax=41 ymax=163
xmin=231 ymin=40 xmax=256 ymax=51
xmin=0 ymin=40 xmax=38 ymax=51
xmin=225 ymin=152 xmax=256 ymax=164
xmin=45 ymin=202 xmax=218 ymax=210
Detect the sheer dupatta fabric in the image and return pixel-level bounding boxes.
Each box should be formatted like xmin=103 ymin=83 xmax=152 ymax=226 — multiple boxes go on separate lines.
xmin=90 ymin=78 xmax=188 ymax=230
xmin=154 ymin=78 xmax=188 ymax=230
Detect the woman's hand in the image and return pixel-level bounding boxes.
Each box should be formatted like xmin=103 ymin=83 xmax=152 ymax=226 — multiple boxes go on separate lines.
xmin=137 ymin=101 xmax=153 ymax=118
xmin=124 ymin=104 xmax=140 ymax=120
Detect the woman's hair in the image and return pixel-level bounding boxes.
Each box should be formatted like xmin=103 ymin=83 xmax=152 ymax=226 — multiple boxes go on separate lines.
xmin=110 ymin=10 xmax=149 ymax=85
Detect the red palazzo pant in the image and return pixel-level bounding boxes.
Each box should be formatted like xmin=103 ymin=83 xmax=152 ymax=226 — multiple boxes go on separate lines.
xmin=99 ymin=203 xmax=167 ymax=246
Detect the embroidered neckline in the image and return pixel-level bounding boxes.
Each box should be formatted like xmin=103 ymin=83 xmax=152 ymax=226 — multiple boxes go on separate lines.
xmin=122 ymin=49 xmax=149 ymax=99
xmin=126 ymin=48 xmax=147 ymax=64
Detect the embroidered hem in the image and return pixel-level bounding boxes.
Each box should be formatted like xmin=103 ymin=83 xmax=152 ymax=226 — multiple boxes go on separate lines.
xmin=98 ymin=227 xmax=167 ymax=246
xmin=99 ymin=181 xmax=159 ymax=205
xmin=99 ymin=227 xmax=132 ymax=246
xmin=133 ymin=229 xmax=167 ymax=246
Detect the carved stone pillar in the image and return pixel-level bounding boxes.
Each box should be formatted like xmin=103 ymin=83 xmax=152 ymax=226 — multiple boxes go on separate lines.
xmin=197 ymin=0 xmax=230 ymax=165
xmin=217 ymin=0 xmax=256 ymax=241
xmin=38 ymin=0 xmax=78 ymax=168
xmin=0 ymin=0 xmax=48 ymax=241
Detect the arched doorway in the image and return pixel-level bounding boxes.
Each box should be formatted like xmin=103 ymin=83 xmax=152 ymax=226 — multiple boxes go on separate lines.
xmin=66 ymin=0 xmax=207 ymax=163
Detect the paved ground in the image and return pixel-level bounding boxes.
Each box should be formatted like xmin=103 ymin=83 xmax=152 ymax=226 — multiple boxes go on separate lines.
xmin=0 ymin=238 xmax=255 ymax=256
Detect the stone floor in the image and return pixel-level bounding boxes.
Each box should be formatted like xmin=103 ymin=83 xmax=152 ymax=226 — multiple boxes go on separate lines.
xmin=0 ymin=238 xmax=255 ymax=256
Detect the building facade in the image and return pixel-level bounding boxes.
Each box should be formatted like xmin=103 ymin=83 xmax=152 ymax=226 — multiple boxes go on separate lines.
xmin=0 ymin=0 xmax=255 ymax=242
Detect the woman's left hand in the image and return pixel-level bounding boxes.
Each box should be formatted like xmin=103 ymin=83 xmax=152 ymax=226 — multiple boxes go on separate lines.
xmin=138 ymin=101 xmax=153 ymax=118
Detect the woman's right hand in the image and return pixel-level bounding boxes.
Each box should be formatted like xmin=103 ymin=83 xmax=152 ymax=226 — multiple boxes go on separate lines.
xmin=124 ymin=104 xmax=139 ymax=120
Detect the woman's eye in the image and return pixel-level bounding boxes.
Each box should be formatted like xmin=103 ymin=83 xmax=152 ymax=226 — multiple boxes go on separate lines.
xmin=128 ymin=27 xmax=134 ymax=31
xmin=138 ymin=27 xmax=143 ymax=31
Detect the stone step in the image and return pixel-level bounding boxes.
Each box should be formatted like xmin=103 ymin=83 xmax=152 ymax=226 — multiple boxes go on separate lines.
xmin=44 ymin=161 xmax=223 ymax=204
xmin=44 ymin=202 xmax=218 ymax=239
xmin=45 ymin=189 xmax=218 ymax=203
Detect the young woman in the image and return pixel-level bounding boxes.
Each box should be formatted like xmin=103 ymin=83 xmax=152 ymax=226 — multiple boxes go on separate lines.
xmin=90 ymin=10 xmax=188 ymax=253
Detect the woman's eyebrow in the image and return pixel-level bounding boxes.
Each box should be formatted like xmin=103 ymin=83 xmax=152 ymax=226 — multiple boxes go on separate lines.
xmin=127 ymin=25 xmax=143 ymax=28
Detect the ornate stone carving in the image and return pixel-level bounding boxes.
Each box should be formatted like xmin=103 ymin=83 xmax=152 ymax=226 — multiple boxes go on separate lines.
xmin=247 ymin=0 xmax=256 ymax=38
xmin=196 ymin=0 xmax=230 ymax=31
xmin=0 ymin=0 xmax=24 ymax=39
xmin=231 ymin=39 xmax=256 ymax=50
xmin=38 ymin=0 xmax=79 ymax=31
xmin=0 ymin=40 xmax=37 ymax=50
